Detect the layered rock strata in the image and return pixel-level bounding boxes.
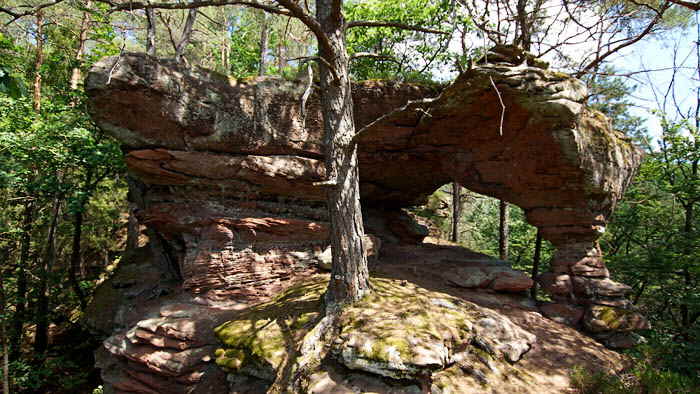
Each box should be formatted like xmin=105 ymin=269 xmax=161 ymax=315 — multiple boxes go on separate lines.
xmin=86 ymin=52 xmax=645 ymax=354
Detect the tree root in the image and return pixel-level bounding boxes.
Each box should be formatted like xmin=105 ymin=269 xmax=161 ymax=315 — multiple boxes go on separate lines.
xmin=267 ymin=308 xmax=341 ymax=393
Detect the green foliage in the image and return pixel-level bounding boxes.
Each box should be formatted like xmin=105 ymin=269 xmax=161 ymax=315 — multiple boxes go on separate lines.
xmin=585 ymin=68 xmax=646 ymax=140
xmin=345 ymin=0 xmax=471 ymax=81
xmin=3 ymin=357 xmax=91 ymax=393
xmin=570 ymin=351 xmax=700 ymax=394
xmin=413 ymin=185 xmax=554 ymax=276
xmin=602 ymin=115 xmax=700 ymax=380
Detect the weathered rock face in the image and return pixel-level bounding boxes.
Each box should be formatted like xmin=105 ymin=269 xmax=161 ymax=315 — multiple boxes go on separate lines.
xmin=85 ymin=51 xmax=646 ymax=391
xmin=86 ymin=51 xmax=644 ymax=317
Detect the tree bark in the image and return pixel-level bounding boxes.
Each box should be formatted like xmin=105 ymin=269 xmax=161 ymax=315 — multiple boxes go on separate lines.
xmin=69 ymin=208 xmax=87 ymax=310
xmin=451 ymin=182 xmax=461 ymax=243
xmin=10 ymin=200 xmax=34 ymax=361
xmin=175 ymin=4 xmax=198 ymax=63
xmin=32 ymin=11 xmax=44 ymax=112
xmin=34 ymin=196 xmax=61 ymax=354
xmin=126 ymin=202 xmax=139 ymax=250
xmin=498 ymin=199 xmax=509 ymax=260
xmin=530 ymin=228 xmax=542 ymax=299
xmin=317 ymin=0 xmax=370 ymax=306
xmin=0 ymin=248 xmax=12 ymax=394
xmin=258 ymin=12 xmax=269 ymax=76
xmin=70 ymin=0 xmax=92 ymax=90
xmin=146 ymin=8 xmax=157 ymax=56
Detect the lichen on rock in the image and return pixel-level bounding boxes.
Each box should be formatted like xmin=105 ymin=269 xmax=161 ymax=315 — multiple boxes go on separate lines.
xmin=213 ymin=277 xmax=535 ymax=387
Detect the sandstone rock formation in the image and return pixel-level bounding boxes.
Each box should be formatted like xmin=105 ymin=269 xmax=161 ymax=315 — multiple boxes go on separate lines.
xmin=84 ymin=51 xmax=646 ymax=392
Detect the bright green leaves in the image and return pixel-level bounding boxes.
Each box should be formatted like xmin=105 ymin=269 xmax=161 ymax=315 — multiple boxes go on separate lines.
xmin=344 ymin=0 xmax=471 ymax=81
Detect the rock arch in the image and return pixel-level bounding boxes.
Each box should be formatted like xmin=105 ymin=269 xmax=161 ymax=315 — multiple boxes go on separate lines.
xmin=86 ymin=53 xmax=644 ymax=330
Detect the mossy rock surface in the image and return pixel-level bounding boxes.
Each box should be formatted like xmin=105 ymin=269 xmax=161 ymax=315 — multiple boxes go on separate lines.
xmin=335 ymin=278 xmax=534 ymax=379
xmin=583 ymin=305 xmax=650 ymax=333
xmin=213 ymin=280 xmax=325 ymax=380
xmin=214 ymin=277 xmax=535 ymax=383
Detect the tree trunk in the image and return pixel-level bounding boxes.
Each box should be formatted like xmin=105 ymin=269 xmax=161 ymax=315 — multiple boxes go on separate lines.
xmin=317 ymin=0 xmax=370 ymax=306
xmin=126 ymin=202 xmax=139 ymax=250
xmin=146 ymin=8 xmax=157 ymax=56
xmin=498 ymin=200 xmax=509 ymax=260
xmin=10 ymin=200 xmax=34 ymax=361
xmin=69 ymin=208 xmax=87 ymax=310
xmin=32 ymin=11 xmax=44 ymax=112
xmin=70 ymin=0 xmax=92 ymax=90
xmin=34 ymin=196 xmax=61 ymax=354
xmin=530 ymin=228 xmax=542 ymax=299
xmin=0 ymin=248 xmax=12 ymax=394
xmin=175 ymin=5 xmax=198 ymax=63
xmin=258 ymin=12 xmax=269 ymax=76
xmin=451 ymin=182 xmax=461 ymax=243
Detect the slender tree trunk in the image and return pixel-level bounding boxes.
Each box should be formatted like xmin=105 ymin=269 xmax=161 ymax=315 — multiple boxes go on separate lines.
xmin=69 ymin=208 xmax=87 ymax=310
xmin=221 ymin=31 xmax=230 ymax=74
xmin=70 ymin=0 xmax=92 ymax=90
xmin=146 ymin=8 xmax=157 ymax=56
xmin=32 ymin=11 xmax=44 ymax=112
xmin=126 ymin=202 xmax=139 ymax=250
xmin=530 ymin=228 xmax=542 ymax=299
xmin=277 ymin=37 xmax=286 ymax=73
xmin=317 ymin=0 xmax=370 ymax=306
xmin=69 ymin=169 xmax=95 ymax=310
xmin=10 ymin=200 xmax=34 ymax=360
xmin=0 ymin=248 xmax=12 ymax=394
xmin=498 ymin=200 xmax=509 ymax=260
xmin=451 ymin=182 xmax=461 ymax=243
xmin=258 ymin=12 xmax=269 ymax=76
xmin=34 ymin=196 xmax=61 ymax=354
xmin=175 ymin=5 xmax=198 ymax=63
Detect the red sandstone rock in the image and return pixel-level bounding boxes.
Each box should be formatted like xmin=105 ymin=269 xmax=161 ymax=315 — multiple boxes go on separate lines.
xmin=492 ymin=272 xmax=534 ymax=292
xmin=539 ymin=303 xmax=584 ymax=326
xmin=538 ymin=273 xmax=572 ymax=297
xmin=583 ymin=305 xmax=650 ymax=333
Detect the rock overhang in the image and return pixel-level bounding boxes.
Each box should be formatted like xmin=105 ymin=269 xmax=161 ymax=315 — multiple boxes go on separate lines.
xmin=87 ymin=52 xmax=641 ymax=245
xmin=86 ymin=52 xmax=647 ymax=335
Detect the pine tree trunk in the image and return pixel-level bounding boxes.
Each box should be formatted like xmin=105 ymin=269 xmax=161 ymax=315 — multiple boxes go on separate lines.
xmin=70 ymin=0 xmax=92 ymax=90
xmin=258 ymin=12 xmax=268 ymax=76
xmin=499 ymin=199 xmax=509 ymax=260
xmin=126 ymin=202 xmax=139 ymax=250
xmin=317 ymin=0 xmax=370 ymax=306
xmin=530 ymin=229 xmax=542 ymax=299
xmin=10 ymin=200 xmax=33 ymax=360
xmin=34 ymin=196 xmax=61 ymax=354
xmin=32 ymin=11 xmax=44 ymax=112
xmin=69 ymin=208 xmax=86 ymax=310
xmin=175 ymin=5 xmax=198 ymax=63
xmin=0 ymin=248 xmax=11 ymax=394
xmin=146 ymin=8 xmax=157 ymax=56
xmin=451 ymin=182 xmax=461 ymax=243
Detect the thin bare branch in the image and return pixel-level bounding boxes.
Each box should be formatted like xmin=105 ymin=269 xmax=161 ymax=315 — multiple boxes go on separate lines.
xmin=93 ymin=0 xmax=290 ymax=16
xmin=345 ymin=20 xmax=448 ymax=35
xmin=576 ymin=1 xmax=670 ymax=77
xmin=1 ymin=0 xmax=66 ymax=24
xmin=349 ymin=52 xmax=401 ymax=64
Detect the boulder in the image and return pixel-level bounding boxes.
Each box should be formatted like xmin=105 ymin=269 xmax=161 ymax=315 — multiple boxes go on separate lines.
xmin=538 ymin=273 xmax=572 ymax=298
xmin=583 ymin=305 xmax=650 ymax=333
xmin=539 ymin=303 xmax=585 ymax=326
xmin=446 ymin=261 xmax=533 ymax=293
